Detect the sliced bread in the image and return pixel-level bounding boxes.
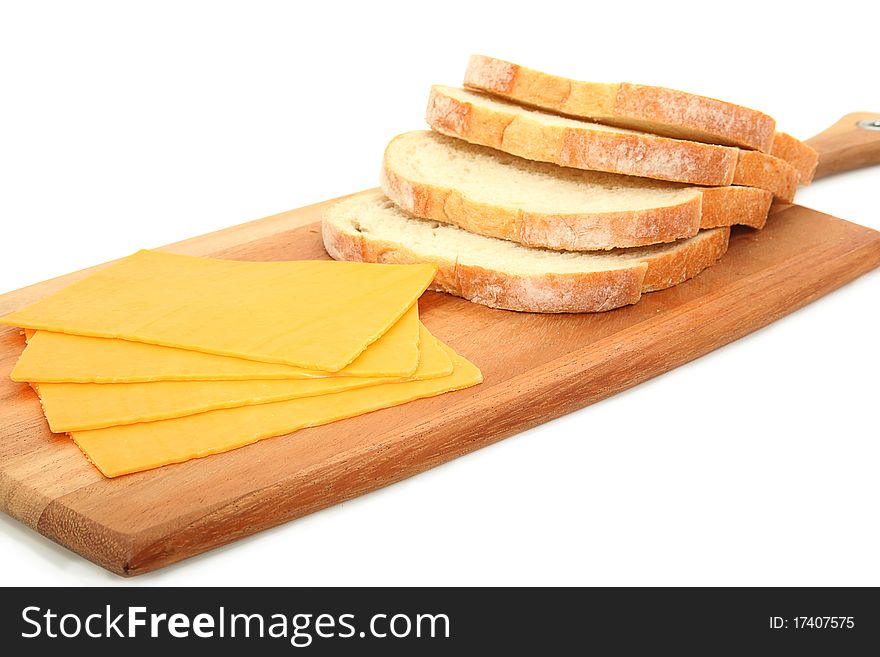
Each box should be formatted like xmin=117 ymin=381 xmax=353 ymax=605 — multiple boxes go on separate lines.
xmin=464 ymin=54 xmax=777 ymax=152
xmin=464 ymin=55 xmax=818 ymax=184
xmin=322 ymin=191 xmax=729 ymax=313
xmin=426 ymin=85 xmax=799 ymax=201
xmin=382 ymin=131 xmax=771 ymax=250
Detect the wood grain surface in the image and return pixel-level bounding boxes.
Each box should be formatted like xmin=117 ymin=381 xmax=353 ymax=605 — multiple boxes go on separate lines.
xmin=1 ymin=116 xmax=879 ymax=576
xmin=806 ymin=112 xmax=880 ymax=179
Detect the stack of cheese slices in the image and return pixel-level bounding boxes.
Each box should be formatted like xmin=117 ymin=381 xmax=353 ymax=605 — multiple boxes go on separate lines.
xmin=322 ymin=55 xmax=819 ymax=312
xmin=1 ymin=251 xmax=482 ymax=477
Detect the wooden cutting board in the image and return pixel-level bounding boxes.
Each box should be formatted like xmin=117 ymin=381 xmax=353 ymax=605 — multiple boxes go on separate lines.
xmin=1 ymin=114 xmax=879 ymax=576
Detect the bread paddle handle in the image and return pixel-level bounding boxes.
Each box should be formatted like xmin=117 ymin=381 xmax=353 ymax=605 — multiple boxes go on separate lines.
xmin=806 ymin=112 xmax=880 ymax=180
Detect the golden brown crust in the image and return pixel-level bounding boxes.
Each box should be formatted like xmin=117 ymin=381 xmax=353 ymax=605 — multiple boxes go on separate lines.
xmin=464 ymin=55 xmax=777 ymax=152
xmin=435 ymin=263 xmax=646 ymax=313
xmin=556 ymin=127 xmax=737 ymax=186
xmin=322 ymin=200 xmax=730 ymax=313
xmin=732 ymin=149 xmax=799 ymax=202
xmin=771 ymin=132 xmax=818 ymax=185
xmin=640 ymin=227 xmax=729 ymax=291
xmin=611 ymin=84 xmax=776 ymax=152
xmin=518 ymin=204 xmax=700 ymax=251
xmin=464 ymin=55 xmax=524 ymax=96
xmin=698 ymin=186 xmax=773 ymax=230
xmin=427 ymin=87 xmax=793 ymax=199
xmin=425 ymin=89 xmax=476 ymax=141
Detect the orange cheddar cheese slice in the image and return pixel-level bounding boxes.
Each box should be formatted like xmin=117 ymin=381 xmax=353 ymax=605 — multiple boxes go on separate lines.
xmin=72 ymin=343 xmax=482 ymax=478
xmin=35 ymin=324 xmax=452 ymax=431
xmin=13 ymin=305 xmax=422 ymax=383
xmin=0 ymin=251 xmax=437 ymax=371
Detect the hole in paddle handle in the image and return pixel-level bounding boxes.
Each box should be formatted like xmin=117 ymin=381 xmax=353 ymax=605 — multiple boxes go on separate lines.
xmin=857 ymin=118 xmax=880 ymax=131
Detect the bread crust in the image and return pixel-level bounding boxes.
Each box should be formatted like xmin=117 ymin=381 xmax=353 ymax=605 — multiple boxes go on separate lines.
xmin=732 ymin=149 xmax=799 ymax=201
xmin=427 ymin=86 xmax=797 ymax=201
xmin=698 ymin=186 xmax=772 ymax=230
xmin=771 ymin=131 xmax=818 ymax=184
xmin=464 ymin=55 xmax=777 ymax=153
xmin=382 ymin=133 xmax=772 ymax=248
xmin=322 ymin=196 xmax=730 ymax=313
xmin=640 ymin=226 xmax=729 ymax=291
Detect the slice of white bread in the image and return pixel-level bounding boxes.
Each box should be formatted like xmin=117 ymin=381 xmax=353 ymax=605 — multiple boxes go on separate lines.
xmin=382 ymin=131 xmax=771 ymax=251
xmin=322 ymin=191 xmax=729 ymax=313
xmin=426 ymin=85 xmax=799 ymax=201
xmin=464 ymin=55 xmax=818 ymax=184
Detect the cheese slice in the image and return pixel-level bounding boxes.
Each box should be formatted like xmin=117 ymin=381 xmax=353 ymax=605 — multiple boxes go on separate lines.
xmin=13 ymin=305 xmax=422 ymax=383
xmin=0 ymin=250 xmax=437 ymax=371
xmin=72 ymin=343 xmax=482 ymax=477
xmin=35 ymin=324 xmax=452 ymax=432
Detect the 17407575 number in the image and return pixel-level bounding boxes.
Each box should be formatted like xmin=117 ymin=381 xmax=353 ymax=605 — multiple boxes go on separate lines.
xmin=769 ymin=617 xmax=855 ymax=629
xmin=795 ymin=617 xmax=854 ymax=629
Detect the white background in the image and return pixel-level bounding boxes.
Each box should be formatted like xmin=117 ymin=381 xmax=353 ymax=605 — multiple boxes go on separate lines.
xmin=1 ymin=0 xmax=878 ymax=586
